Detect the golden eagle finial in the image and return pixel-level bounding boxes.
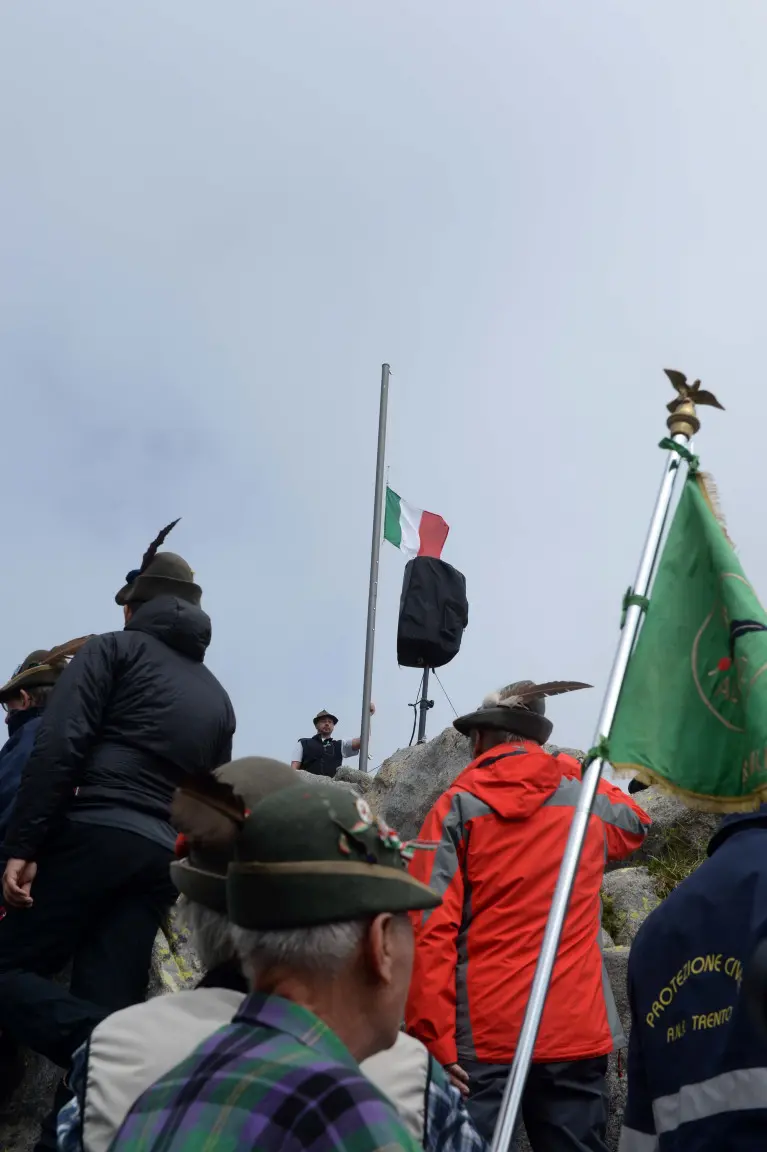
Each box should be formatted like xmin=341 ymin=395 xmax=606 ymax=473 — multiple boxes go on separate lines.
xmin=663 ymin=369 xmax=724 ymax=437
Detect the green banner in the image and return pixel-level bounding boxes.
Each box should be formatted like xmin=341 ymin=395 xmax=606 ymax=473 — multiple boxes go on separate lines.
xmin=610 ymin=472 xmax=767 ymax=811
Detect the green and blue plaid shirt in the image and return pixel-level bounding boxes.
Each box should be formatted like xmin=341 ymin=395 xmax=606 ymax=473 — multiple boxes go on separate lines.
xmin=109 ymin=992 xmax=422 ymax=1152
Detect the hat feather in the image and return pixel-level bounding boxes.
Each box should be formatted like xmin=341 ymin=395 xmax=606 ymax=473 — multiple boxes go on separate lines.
xmin=42 ymin=635 xmax=95 ymax=666
xmin=482 ymin=680 xmax=591 ymax=710
xmin=139 ymin=518 xmax=181 ymax=575
xmin=171 ymin=791 xmax=243 ymax=852
xmin=171 ymin=776 xmax=246 ymax=852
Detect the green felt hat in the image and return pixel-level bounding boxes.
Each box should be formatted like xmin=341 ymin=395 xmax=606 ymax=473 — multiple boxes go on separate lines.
xmin=0 ymin=637 xmax=93 ymax=704
xmin=313 ymin=709 xmax=339 ymax=726
xmin=227 ymin=782 xmax=440 ymax=930
xmin=115 ymin=519 xmax=202 ymax=607
xmin=170 ymin=757 xmax=298 ymax=913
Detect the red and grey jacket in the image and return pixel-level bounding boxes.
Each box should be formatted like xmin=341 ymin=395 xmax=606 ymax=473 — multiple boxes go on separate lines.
xmin=405 ymin=742 xmax=651 ymax=1066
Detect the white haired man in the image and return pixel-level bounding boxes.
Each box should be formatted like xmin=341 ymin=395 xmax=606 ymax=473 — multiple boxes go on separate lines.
xmin=60 ymin=772 xmax=487 ymax=1152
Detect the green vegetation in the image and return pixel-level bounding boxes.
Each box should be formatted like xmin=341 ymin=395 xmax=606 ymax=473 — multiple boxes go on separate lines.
xmin=601 ymin=891 xmax=627 ymax=942
xmin=646 ymin=828 xmax=707 ymax=900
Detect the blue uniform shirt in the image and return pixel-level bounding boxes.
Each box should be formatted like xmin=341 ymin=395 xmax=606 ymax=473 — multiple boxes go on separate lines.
xmin=620 ymin=809 xmax=767 ymax=1151
xmin=0 ymin=709 xmax=43 ymax=857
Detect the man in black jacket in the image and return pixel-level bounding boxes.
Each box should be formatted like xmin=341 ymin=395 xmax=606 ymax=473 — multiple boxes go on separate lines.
xmin=0 ymin=523 xmax=235 ymax=1086
xmin=290 ymin=705 xmax=375 ymax=777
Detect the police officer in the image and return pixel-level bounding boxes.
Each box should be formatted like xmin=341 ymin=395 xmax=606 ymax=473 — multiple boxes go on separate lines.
xmin=290 ymin=704 xmax=375 ymax=777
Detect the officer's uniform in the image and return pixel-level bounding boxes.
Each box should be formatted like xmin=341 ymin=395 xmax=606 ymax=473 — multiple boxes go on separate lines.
xmin=620 ymin=807 xmax=767 ymax=1151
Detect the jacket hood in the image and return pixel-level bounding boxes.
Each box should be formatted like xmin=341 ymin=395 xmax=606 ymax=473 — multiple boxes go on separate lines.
xmin=126 ymin=595 xmax=212 ymax=662
xmin=707 ymin=803 xmax=767 ymax=856
xmin=452 ymin=741 xmax=579 ymax=820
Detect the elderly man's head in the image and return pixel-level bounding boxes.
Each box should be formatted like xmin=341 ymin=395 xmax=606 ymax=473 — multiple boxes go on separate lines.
xmin=227 ymin=784 xmax=440 ymax=1062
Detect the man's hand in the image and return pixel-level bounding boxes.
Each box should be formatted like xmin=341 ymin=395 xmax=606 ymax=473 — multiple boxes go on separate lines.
xmin=445 ymin=1062 xmax=470 ymax=1098
xmin=369 ymin=702 xmax=376 ymax=715
xmin=3 ymin=859 xmax=37 ymax=909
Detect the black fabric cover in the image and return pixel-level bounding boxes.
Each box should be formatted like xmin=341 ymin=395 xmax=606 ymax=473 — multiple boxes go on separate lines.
xmin=4 ymin=596 xmax=236 ymax=860
xmin=397 ymin=557 xmax=469 ymax=669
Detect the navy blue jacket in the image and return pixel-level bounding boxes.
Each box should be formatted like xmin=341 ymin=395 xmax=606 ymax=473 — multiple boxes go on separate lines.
xmin=0 ymin=709 xmax=43 ymax=856
xmin=620 ymin=808 xmax=767 ymax=1151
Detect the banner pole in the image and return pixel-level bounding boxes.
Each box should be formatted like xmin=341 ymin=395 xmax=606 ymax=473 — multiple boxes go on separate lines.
xmin=359 ymin=364 xmax=390 ymax=773
xmin=491 ymin=385 xmax=710 ymax=1150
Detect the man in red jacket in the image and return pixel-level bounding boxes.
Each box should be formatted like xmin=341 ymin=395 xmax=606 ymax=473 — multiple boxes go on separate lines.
xmin=405 ymin=679 xmax=651 ymax=1152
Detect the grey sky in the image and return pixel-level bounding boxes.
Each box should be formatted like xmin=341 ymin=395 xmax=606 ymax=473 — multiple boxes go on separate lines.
xmin=1 ymin=2 xmax=765 ymax=768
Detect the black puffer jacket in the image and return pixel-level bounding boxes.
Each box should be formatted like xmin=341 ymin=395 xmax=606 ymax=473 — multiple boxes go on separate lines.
xmin=4 ymin=597 xmax=236 ymax=861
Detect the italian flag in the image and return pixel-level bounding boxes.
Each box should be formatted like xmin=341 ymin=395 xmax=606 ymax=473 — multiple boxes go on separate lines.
xmin=384 ymin=487 xmax=449 ymax=561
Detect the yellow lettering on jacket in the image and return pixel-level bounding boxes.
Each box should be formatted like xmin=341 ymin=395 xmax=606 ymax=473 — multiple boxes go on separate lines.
xmin=644 ymin=954 xmax=740 ymax=1027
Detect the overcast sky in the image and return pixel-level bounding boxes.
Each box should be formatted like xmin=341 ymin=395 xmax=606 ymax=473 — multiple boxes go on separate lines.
xmin=1 ymin=2 xmax=765 ymax=770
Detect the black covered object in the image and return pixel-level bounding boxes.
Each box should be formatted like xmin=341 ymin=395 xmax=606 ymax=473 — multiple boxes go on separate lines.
xmin=397 ymin=557 xmax=468 ymax=669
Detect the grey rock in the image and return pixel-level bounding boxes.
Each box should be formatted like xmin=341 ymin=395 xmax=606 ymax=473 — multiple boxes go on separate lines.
xmin=368 ymin=727 xmax=473 ymax=841
xmin=602 ymin=867 xmax=660 ymax=946
xmin=604 ymin=946 xmax=631 ymax=1042
xmin=334 ymin=766 xmax=374 ymax=795
xmin=0 ymin=1042 xmax=61 ymax=1152
xmin=294 ymin=767 xmax=365 ymax=799
xmin=631 ymin=788 xmax=716 ymax=866
xmin=604 ymin=946 xmax=631 ymax=1150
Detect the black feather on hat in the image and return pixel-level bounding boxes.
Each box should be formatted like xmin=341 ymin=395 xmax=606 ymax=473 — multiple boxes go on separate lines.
xmin=115 ymin=519 xmax=202 ymax=607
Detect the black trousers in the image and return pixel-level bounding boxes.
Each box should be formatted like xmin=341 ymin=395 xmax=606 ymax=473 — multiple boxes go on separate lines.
xmin=464 ymin=1056 xmax=610 ymax=1152
xmin=0 ymin=820 xmax=175 ymax=1067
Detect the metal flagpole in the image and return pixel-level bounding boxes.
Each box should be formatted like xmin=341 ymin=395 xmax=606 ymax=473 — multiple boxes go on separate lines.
xmin=417 ymin=667 xmax=434 ymax=744
xmin=491 ymin=376 xmax=722 ymax=1151
xmin=359 ymin=363 xmax=391 ymax=773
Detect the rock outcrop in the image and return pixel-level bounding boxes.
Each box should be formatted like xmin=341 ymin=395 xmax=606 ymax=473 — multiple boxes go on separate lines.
xmin=602 ymin=866 xmax=660 ymax=946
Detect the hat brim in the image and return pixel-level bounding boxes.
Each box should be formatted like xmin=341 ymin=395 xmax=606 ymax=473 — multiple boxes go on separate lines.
xmin=453 ymin=706 xmax=552 ymax=744
xmin=170 ymin=858 xmax=228 ymax=913
xmin=116 ymin=574 xmax=202 ymax=607
xmin=227 ymin=860 xmax=440 ymax=931
xmin=0 ymin=665 xmax=60 ymax=704
xmin=313 ymin=713 xmax=339 ymax=726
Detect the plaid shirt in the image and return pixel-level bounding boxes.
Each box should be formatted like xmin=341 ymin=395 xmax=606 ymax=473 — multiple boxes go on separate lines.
xmin=110 ymin=992 xmax=422 ymax=1152
xmin=424 ymin=1062 xmax=487 ymax=1152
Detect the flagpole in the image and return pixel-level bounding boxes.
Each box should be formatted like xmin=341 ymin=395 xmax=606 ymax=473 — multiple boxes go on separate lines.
xmin=359 ymin=363 xmax=391 ymax=773
xmin=491 ymin=381 xmax=716 ymax=1151
xmin=417 ymin=667 xmax=433 ymax=744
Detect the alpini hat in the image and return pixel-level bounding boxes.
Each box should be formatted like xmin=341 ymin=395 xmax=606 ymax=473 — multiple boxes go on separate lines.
xmin=115 ymin=518 xmax=202 ymax=607
xmin=227 ymin=782 xmax=440 ymax=930
xmin=0 ymin=637 xmax=94 ymax=704
xmin=313 ymin=709 xmax=339 ymax=726
xmin=170 ymin=757 xmax=298 ymax=913
xmin=453 ymin=679 xmax=592 ymax=745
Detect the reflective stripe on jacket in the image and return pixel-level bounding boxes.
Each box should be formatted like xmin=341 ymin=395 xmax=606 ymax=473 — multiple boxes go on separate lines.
xmin=405 ymin=742 xmax=651 ymax=1066
xmin=620 ymin=812 xmax=767 ymax=1152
